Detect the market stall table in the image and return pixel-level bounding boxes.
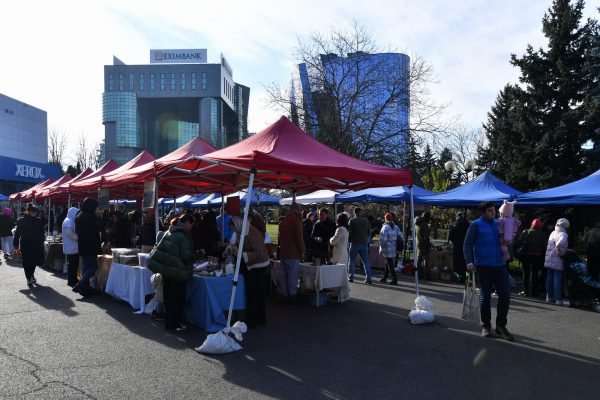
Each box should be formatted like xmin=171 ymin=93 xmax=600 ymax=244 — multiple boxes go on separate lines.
xmin=271 ymin=260 xmax=350 ymax=306
xmin=44 ymin=240 xmax=64 ymax=272
xmin=185 ymin=274 xmax=246 ymax=332
xmin=105 ymin=262 xmax=154 ymax=314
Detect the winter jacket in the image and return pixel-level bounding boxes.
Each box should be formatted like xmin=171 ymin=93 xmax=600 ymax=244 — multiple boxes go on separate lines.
xmin=13 ymin=214 xmax=45 ymax=264
xmin=279 ymin=212 xmax=305 ymax=260
xmin=148 ymin=223 xmax=194 ymax=281
xmin=415 ymin=216 xmax=431 ymax=257
xmin=0 ymin=214 xmax=14 ymax=237
xmin=311 ymin=218 xmax=336 ymax=257
xmin=241 ymin=225 xmax=270 ymax=270
xmin=498 ymin=216 xmax=521 ymax=261
xmin=463 ymin=216 xmax=503 ymax=267
xmin=330 ymin=226 xmax=349 ymax=265
xmin=62 ymin=207 xmax=79 ymax=255
xmin=588 ymin=224 xmax=600 ymax=260
xmin=544 ymin=226 xmax=568 ymax=271
xmin=75 ymin=198 xmax=102 ymax=257
xmin=348 ymin=216 xmax=371 ymax=245
xmin=518 ymin=227 xmax=547 ymax=256
xmin=379 ymin=222 xmax=400 ymax=258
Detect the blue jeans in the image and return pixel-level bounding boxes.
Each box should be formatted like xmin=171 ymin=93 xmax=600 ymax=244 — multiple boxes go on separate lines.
xmin=546 ymin=269 xmax=563 ymax=301
xmin=279 ymin=259 xmax=300 ymax=298
xmin=1 ymin=236 xmax=13 ymax=256
xmin=76 ymin=255 xmax=98 ymax=292
xmin=477 ymin=265 xmax=511 ymax=329
xmin=348 ymin=243 xmax=372 ymax=281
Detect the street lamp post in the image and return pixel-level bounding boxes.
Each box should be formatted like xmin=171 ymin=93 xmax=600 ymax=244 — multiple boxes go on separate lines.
xmin=444 ymin=159 xmax=476 ymax=184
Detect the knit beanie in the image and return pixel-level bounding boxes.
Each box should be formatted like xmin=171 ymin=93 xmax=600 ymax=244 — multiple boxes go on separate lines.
xmin=499 ymin=200 xmax=516 ymax=217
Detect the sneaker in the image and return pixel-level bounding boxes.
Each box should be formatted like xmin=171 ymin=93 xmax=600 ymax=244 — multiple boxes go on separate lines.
xmin=379 ymin=277 xmax=387 ymax=283
xmin=556 ymin=299 xmax=570 ymax=307
xmin=545 ymin=296 xmax=554 ymax=303
xmin=348 ymin=276 xmax=354 ymax=283
xmin=481 ymin=327 xmax=491 ymax=338
xmin=363 ymin=279 xmax=372 ymax=285
xmin=495 ymin=326 xmax=514 ymax=341
xmin=30 ymin=276 xmax=36 ymax=284
xmin=175 ymin=324 xmax=187 ymax=332
xmin=27 ymin=278 xmax=34 ymax=286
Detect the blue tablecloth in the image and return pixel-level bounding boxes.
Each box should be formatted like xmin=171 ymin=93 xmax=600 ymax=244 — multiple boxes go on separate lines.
xmin=185 ymin=275 xmax=246 ymax=332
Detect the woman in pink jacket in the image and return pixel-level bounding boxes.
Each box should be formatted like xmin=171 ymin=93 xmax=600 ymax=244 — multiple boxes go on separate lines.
xmin=544 ymin=218 xmax=570 ymax=306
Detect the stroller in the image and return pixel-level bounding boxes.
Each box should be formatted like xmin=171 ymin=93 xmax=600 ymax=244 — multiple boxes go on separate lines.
xmin=563 ymin=250 xmax=600 ymax=311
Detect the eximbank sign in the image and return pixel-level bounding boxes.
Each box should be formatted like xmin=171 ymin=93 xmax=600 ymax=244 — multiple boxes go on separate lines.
xmin=150 ymin=49 xmax=207 ymax=64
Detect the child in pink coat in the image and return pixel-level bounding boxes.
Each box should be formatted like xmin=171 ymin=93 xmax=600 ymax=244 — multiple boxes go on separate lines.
xmin=498 ymin=200 xmax=521 ymax=262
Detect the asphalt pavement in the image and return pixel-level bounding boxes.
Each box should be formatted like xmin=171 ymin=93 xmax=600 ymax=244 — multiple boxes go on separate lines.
xmin=1 ymin=256 xmax=599 ymax=400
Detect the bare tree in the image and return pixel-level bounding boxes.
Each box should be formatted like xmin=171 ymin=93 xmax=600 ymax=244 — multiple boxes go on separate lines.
xmin=431 ymin=123 xmax=486 ymax=182
xmin=91 ymin=140 xmax=105 ymax=169
xmin=48 ymin=126 xmax=68 ymax=168
xmin=265 ymin=22 xmax=449 ymax=167
xmin=74 ymin=133 xmax=94 ymax=169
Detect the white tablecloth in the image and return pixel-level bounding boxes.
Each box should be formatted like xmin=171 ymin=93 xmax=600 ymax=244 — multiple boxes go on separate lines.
xmin=271 ymin=261 xmax=350 ymax=303
xmin=105 ymin=262 xmax=154 ymax=313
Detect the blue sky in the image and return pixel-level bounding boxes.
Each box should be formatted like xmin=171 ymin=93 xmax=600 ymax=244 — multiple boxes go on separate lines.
xmin=1 ymin=0 xmax=597 ymax=165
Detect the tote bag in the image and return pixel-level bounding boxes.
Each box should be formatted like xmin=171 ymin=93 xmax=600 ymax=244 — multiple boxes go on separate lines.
xmin=461 ymin=272 xmax=480 ymax=324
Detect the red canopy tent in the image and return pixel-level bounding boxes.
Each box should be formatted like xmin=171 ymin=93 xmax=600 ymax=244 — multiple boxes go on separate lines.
xmin=34 ymin=174 xmax=74 ymax=200
xmin=101 ymin=137 xmax=216 ymax=198
xmin=9 ymin=177 xmax=56 ymax=202
xmin=47 ymin=161 xmax=120 ymax=202
xmin=141 ymin=116 xmax=416 ymax=347
xmin=67 ymin=151 xmax=155 ymax=197
xmin=159 ymin=116 xmax=412 ymax=193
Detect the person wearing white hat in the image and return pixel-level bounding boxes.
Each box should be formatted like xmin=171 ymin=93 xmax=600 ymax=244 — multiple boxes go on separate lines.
xmin=544 ymin=218 xmax=570 ymax=306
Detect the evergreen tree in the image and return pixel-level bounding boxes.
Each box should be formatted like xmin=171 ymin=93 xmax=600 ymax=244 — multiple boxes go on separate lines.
xmin=404 ymin=132 xmax=423 ymax=185
xmin=482 ymin=0 xmax=599 ymax=190
xmin=420 ymin=143 xmax=437 ymax=185
xmin=437 ymin=147 xmax=455 ymax=187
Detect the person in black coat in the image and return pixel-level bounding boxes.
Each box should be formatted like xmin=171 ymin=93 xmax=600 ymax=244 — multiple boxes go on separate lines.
xmin=587 ymin=221 xmax=600 ymax=281
xmin=311 ymin=208 xmax=336 ymax=264
xmin=73 ymin=198 xmax=102 ymax=297
xmin=13 ymin=204 xmax=45 ymax=285
xmin=302 ymin=210 xmax=315 ymax=261
xmin=448 ymin=211 xmax=470 ymax=282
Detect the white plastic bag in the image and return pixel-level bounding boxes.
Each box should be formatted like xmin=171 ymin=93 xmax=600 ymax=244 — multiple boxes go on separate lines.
xmin=461 ymin=273 xmax=480 ymax=324
xmin=195 ymin=331 xmax=242 ymax=354
xmin=409 ymin=295 xmax=435 ymax=324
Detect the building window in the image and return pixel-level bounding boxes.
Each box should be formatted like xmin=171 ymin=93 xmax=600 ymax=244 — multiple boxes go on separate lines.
xmin=160 ymin=73 xmax=165 ymax=91
xmin=149 ymin=73 xmax=155 ymax=91
xmin=140 ymin=73 xmax=144 ymax=91
xmin=108 ymin=73 xmax=113 ymax=91
xmin=129 ymin=73 xmax=134 ymax=90
xmin=202 ymin=72 xmax=207 ymax=90
xmin=191 ymin=73 xmax=196 ymax=90
xmin=170 ymin=73 xmax=175 ymax=90
xmin=119 ymin=73 xmax=124 ymax=91
xmin=181 ymin=73 xmax=186 ymax=90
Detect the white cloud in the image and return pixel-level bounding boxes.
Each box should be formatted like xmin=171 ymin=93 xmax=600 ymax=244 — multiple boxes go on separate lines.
xmin=0 ymin=0 xmax=597 ymax=162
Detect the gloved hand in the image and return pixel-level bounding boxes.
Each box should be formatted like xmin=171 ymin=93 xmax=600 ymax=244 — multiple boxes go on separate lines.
xmin=466 ymin=263 xmax=475 ymax=272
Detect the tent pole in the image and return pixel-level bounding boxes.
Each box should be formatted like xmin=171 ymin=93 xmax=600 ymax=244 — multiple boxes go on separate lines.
xmin=68 ymin=193 xmax=71 ymax=208
xmin=220 ymin=191 xmax=225 ymax=244
xmin=47 ymin=198 xmax=52 ymax=236
xmin=154 ymin=179 xmax=160 ymax=235
xmin=410 ymin=186 xmax=419 ymax=297
xmin=225 ymin=168 xmax=256 ymax=330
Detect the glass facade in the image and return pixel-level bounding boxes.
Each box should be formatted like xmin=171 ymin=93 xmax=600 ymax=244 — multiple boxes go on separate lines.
xmin=102 ymin=91 xmax=139 ymax=147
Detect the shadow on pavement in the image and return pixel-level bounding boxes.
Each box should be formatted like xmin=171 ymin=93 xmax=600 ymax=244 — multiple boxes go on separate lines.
xmin=19 ymin=285 xmax=78 ymax=317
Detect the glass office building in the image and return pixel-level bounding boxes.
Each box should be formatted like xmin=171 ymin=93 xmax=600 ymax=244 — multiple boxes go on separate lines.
xmin=103 ymin=52 xmax=250 ymax=164
xmin=292 ymin=52 xmax=410 ymax=156
xmin=0 ymin=93 xmax=61 ymax=195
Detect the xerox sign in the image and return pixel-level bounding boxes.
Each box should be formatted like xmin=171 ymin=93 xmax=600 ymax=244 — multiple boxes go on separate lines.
xmin=0 ymin=155 xmax=60 ymax=184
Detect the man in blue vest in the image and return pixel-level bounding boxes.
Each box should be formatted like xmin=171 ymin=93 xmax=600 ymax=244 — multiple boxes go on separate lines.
xmin=463 ymin=202 xmax=513 ymax=341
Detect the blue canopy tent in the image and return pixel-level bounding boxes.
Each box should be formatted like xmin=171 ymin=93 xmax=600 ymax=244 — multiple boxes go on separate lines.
xmin=162 ymin=194 xmax=210 ymax=206
xmin=207 ymin=189 xmax=280 ymax=207
xmin=417 ymin=171 xmax=522 ymax=207
xmin=336 ymin=185 xmax=435 ymax=203
xmin=0 ymin=194 xmax=8 ymax=201
xmin=516 ymin=169 xmax=600 ymax=206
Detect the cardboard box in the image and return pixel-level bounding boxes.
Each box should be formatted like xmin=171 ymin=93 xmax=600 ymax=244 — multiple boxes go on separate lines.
xmin=96 ymin=255 xmax=113 ymax=292
xmin=429 ymin=250 xmax=453 ymax=272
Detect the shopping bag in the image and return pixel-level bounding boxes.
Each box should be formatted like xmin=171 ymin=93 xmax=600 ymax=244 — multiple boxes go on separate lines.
xmin=461 ymin=272 xmax=480 ymax=324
